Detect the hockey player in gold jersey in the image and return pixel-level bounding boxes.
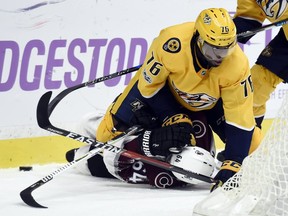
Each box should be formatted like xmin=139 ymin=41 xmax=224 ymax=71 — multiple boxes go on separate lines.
xmin=66 ymin=8 xmax=261 ymax=188
xmin=234 ymin=0 xmax=288 ymax=128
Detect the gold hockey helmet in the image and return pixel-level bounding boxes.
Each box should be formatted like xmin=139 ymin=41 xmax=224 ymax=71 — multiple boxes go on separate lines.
xmin=195 ymin=8 xmax=236 ymax=47
xmin=195 ymin=8 xmax=237 ymax=66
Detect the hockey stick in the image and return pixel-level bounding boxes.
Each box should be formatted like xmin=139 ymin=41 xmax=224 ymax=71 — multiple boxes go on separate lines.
xmin=21 ymin=18 xmax=286 ymax=208
xmin=237 ymin=17 xmax=288 ymax=40
xmin=47 ymin=64 xmax=141 ymax=116
xmin=20 ymin=91 xmax=215 ymax=208
xmin=46 ymin=18 xmax=287 ymax=115
xmin=20 ymin=125 xmax=139 ymax=208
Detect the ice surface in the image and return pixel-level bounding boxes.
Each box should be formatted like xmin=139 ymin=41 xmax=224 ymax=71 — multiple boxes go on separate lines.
xmin=0 ymin=164 xmax=210 ymax=216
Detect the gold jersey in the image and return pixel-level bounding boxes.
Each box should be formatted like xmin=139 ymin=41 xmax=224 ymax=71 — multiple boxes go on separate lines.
xmin=112 ymin=22 xmax=255 ymax=131
xmin=235 ymin=0 xmax=288 ymax=39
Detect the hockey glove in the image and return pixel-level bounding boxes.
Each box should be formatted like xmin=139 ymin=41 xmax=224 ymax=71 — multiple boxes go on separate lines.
xmin=129 ymin=108 xmax=159 ymax=129
xmin=139 ymin=122 xmax=195 ymax=157
xmin=210 ymin=160 xmax=241 ymax=192
xmin=162 ymin=113 xmax=196 ymax=146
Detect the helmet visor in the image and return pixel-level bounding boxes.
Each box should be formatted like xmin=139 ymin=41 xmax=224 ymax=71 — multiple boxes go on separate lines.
xmin=200 ymin=41 xmax=236 ymax=66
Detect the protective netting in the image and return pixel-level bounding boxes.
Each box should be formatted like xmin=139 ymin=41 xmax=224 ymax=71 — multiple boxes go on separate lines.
xmin=222 ymin=95 xmax=288 ymax=216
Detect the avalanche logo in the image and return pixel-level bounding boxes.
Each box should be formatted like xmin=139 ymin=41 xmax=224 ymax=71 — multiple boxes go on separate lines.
xmin=256 ymin=0 xmax=288 ymax=19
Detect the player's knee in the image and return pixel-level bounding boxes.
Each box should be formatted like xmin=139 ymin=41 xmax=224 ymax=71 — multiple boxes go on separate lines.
xmin=96 ymin=113 xmax=122 ymax=142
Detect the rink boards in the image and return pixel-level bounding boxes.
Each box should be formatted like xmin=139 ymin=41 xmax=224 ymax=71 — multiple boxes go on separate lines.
xmin=0 ymin=119 xmax=273 ymax=168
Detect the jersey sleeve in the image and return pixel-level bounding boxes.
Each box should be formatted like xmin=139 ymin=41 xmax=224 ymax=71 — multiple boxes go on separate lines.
xmin=220 ymin=49 xmax=256 ymax=163
xmin=234 ymin=0 xmax=266 ymax=22
xmin=235 ymin=0 xmax=288 ymax=41
xmin=221 ymin=73 xmax=255 ymax=132
xmin=233 ymin=17 xmax=262 ymax=43
xmin=137 ymin=28 xmax=174 ymax=98
xmin=134 ymin=27 xmax=190 ymax=121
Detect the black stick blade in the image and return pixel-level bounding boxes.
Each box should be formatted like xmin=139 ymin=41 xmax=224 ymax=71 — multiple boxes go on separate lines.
xmin=37 ymin=91 xmax=52 ymax=129
xmin=19 ymin=91 xmax=54 ymax=208
xmin=20 ymin=180 xmax=49 ymax=208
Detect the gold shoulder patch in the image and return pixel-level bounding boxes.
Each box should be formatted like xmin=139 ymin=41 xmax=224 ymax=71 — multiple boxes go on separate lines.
xmin=163 ymin=38 xmax=181 ymax=53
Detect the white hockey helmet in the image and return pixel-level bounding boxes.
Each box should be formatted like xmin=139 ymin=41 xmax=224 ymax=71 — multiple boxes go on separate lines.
xmin=169 ymin=146 xmax=216 ymax=184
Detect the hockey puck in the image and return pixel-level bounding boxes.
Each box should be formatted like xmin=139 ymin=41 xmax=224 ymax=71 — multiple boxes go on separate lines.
xmin=19 ymin=166 xmax=33 ymax=171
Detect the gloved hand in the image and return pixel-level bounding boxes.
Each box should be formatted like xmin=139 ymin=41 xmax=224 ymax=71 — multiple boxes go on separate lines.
xmin=139 ymin=122 xmax=195 ymax=157
xmin=129 ymin=108 xmax=159 ymax=129
xmin=210 ymin=160 xmax=241 ymax=192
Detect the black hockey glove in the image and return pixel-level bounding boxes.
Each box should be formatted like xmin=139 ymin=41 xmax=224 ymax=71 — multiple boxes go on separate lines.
xmin=139 ymin=122 xmax=195 ymax=157
xmin=129 ymin=108 xmax=159 ymax=129
xmin=210 ymin=160 xmax=241 ymax=192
